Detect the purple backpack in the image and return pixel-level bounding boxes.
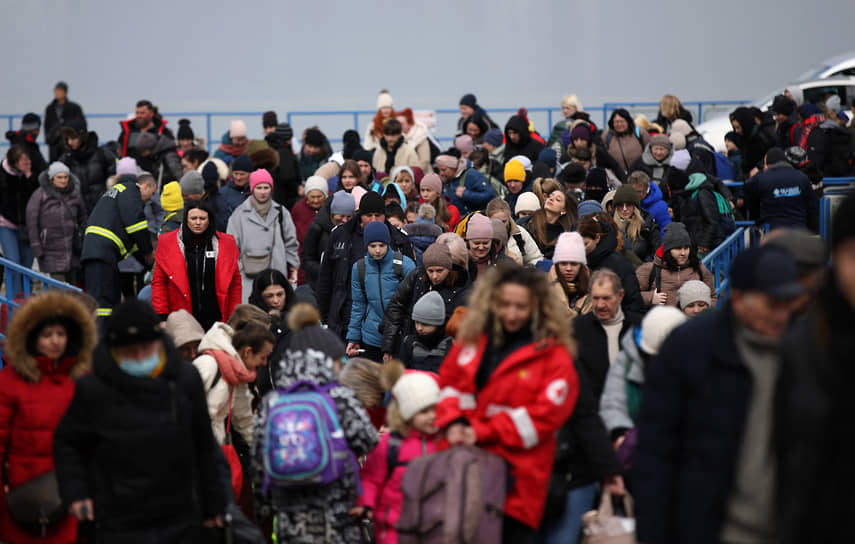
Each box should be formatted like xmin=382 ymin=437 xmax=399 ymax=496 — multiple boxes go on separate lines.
xmin=259 ymin=380 xmax=357 ymax=493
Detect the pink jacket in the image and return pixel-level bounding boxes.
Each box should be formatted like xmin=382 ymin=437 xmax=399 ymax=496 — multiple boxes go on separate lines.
xmin=359 ymin=430 xmax=439 ymax=544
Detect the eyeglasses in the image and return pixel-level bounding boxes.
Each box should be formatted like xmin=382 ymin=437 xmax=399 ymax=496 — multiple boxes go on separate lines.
xmin=617 ymin=203 xmax=635 ymax=209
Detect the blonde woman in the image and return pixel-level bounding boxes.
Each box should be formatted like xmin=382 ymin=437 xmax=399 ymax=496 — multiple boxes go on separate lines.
xmin=611 ymin=185 xmax=661 ymax=262
xmin=654 ymin=94 xmax=694 ymax=132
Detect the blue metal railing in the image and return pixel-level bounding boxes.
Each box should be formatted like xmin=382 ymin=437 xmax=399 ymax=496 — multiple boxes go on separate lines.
xmin=725 ymin=177 xmax=855 ymax=188
xmin=1 ymin=100 xmax=747 ymax=157
xmin=701 ymin=228 xmax=746 ymax=306
xmin=0 ymin=256 xmax=81 ymax=361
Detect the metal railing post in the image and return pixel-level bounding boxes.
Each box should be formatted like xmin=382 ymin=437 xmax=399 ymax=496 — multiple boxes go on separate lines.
xmin=206 ymin=113 xmax=212 ymax=155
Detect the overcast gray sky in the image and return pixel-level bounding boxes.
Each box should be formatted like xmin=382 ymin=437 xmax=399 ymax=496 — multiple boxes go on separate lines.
xmin=3 ymin=0 xmax=854 ymax=141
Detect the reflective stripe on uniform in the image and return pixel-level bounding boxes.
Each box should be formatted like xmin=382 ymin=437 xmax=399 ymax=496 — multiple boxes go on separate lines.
xmin=96 ymin=308 xmax=113 ymax=317
xmin=114 ymin=184 xmax=127 ymax=192
xmin=438 ymin=386 xmax=477 ymax=410
xmin=85 ymin=225 xmax=128 ymax=257
xmin=125 ymin=220 xmax=148 ymax=234
xmin=508 ymin=407 xmax=538 ymax=449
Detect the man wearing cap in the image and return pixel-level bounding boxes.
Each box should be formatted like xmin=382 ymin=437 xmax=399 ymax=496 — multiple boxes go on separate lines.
xmin=5 ymin=112 xmax=48 ymax=178
xmin=743 ymin=147 xmax=819 ymax=231
xmin=436 ymin=154 xmax=494 ymax=215
xmin=54 ymin=299 xmax=226 ymax=542
xmin=634 ymin=245 xmax=805 ymax=544
xmin=317 ymin=190 xmax=414 ymax=339
xmin=81 ymin=157 xmax=155 ymax=321
xmin=59 ymin=118 xmax=111 ymax=212
xmin=117 ymin=99 xmax=173 ymax=158
xmin=44 ymin=81 xmax=86 ymax=162
xmin=775 ymin=194 xmax=855 ymax=543
xmin=215 ymin=154 xmax=253 ymax=231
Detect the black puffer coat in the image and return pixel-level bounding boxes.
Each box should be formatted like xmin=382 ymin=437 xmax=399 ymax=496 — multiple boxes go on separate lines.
xmin=5 ymin=130 xmax=48 ymax=178
xmin=380 ymin=264 xmax=471 ymax=354
xmin=585 ymin=226 xmax=646 ymax=321
xmin=53 ymin=340 xmax=225 ymax=542
xmin=60 ymin=131 xmax=112 ymax=212
xmin=300 ymin=206 xmax=334 ymax=292
xmin=0 ymin=158 xmax=39 ymax=228
xmin=615 ymin=209 xmax=662 ymax=263
xmin=502 ymin=115 xmax=545 ymax=164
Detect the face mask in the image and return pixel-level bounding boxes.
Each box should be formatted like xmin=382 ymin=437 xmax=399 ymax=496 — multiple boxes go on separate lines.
xmin=119 ymin=351 xmax=161 ymax=377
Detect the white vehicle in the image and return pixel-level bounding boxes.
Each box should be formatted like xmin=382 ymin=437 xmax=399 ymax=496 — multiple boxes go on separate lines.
xmin=697 ymin=77 xmax=855 ymax=151
xmin=794 ymin=50 xmax=855 ymax=81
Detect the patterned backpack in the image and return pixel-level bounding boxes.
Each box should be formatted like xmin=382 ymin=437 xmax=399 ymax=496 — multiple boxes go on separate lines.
xmin=259 ymin=379 xmax=358 ymax=494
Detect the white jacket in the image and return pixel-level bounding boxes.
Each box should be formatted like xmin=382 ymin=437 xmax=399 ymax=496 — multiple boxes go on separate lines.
xmin=192 ymin=322 xmax=255 ymax=446
xmin=506 ymin=223 xmax=543 ymax=266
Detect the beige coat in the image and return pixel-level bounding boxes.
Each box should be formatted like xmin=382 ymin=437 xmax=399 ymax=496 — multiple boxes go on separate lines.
xmin=372 ymin=140 xmax=420 ymax=174
xmin=635 ymin=254 xmax=717 ymax=308
xmin=549 ymin=265 xmax=593 ymax=318
xmin=192 ymin=323 xmax=255 ymax=446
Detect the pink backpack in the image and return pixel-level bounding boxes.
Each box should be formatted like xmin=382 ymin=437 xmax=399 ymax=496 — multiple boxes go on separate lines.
xmin=397 ymin=446 xmax=506 ymax=543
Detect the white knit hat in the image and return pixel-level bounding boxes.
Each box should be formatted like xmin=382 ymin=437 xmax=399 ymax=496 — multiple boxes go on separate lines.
xmin=229 ymin=120 xmax=247 ymax=139
xmin=376 ymin=89 xmax=394 ymax=110
xmin=639 ymin=306 xmax=687 ymax=355
xmin=677 ymin=280 xmax=712 ymax=309
xmin=509 ymin=154 xmax=532 ymax=171
xmin=304 ymin=176 xmax=329 ymax=197
xmin=392 ymin=372 xmax=440 ymax=421
xmin=552 ymin=232 xmax=587 ymax=264
xmin=515 ymin=192 xmax=541 ymax=215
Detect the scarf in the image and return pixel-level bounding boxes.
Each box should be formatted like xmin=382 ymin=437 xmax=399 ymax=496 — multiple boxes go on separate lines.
xmin=218 ymin=139 xmax=249 ymax=158
xmin=250 ymin=195 xmax=273 ymax=220
xmin=35 ymin=355 xmax=77 ymax=383
xmin=799 ymin=114 xmax=825 ymax=150
xmin=204 ymin=348 xmax=257 ymax=386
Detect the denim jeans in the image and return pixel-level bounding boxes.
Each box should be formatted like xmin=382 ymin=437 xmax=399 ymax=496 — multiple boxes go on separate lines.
xmin=536 ymin=483 xmax=597 ymax=544
xmin=0 ymin=226 xmax=34 ymax=297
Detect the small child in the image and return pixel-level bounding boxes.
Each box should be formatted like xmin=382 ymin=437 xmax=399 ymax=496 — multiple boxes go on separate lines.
xmin=354 ymin=362 xmax=441 ymax=543
xmin=724 ymin=131 xmax=742 ymax=177
xmin=347 ymin=221 xmax=416 ymax=361
xmin=399 ymin=291 xmax=453 ymax=372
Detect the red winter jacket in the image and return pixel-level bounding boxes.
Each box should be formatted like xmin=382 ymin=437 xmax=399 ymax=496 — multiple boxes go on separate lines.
xmin=359 ymin=430 xmax=439 ymax=544
xmin=436 ymin=335 xmax=579 ymax=528
xmin=151 ymin=230 xmax=242 ymax=321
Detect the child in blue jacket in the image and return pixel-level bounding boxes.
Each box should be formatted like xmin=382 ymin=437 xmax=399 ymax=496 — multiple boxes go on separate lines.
xmin=346 ymin=221 xmax=415 ymax=361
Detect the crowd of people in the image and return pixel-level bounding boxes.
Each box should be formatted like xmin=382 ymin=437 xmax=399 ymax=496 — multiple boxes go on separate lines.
xmin=0 ymin=84 xmax=853 ymax=543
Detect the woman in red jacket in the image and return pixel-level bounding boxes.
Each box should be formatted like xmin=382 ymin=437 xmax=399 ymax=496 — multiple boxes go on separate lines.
xmin=152 ymin=199 xmax=241 ymax=329
xmin=436 ymin=263 xmax=579 ymax=541
xmin=0 ymin=290 xmax=96 ymax=544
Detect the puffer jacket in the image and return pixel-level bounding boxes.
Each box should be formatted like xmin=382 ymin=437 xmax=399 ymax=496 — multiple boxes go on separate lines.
xmin=300 ymin=207 xmax=334 ymax=291
xmin=585 ymin=227 xmax=646 ymax=320
xmin=399 ymin=332 xmax=453 ymax=373
xmin=442 ymin=163 xmax=495 ymax=215
xmin=674 ymin=173 xmax=725 ymax=251
xmin=615 ymin=209 xmax=661 ymax=263
xmin=26 ymin=170 xmax=88 ymax=273
xmin=130 ymin=133 xmax=183 ymax=185
xmin=630 ymin=144 xmax=674 ymax=186
xmin=506 ymin=221 xmax=543 ymax=266
xmin=599 ymin=327 xmax=644 ymax=436
xmin=347 ymin=249 xmax=416 ymax=348
xmin=635 ymin=251 xmax=716 ymax=308
xmin=640 ymin=182 xmax=672 ymax=237
xmin=227 ymin=197 xmax=300 ymax=302
xmin=252 ymin=348 xmax=378 ymax=544
xmin=192 ymin=323 xmax=255 ymax=445
xmin=60 ymin=131 xmax=111 ymax=212
xmin=401 ymin=221 xmax=443 ymax=266
xmin=372 ymin=138 xmax=419 ymax=175
xmin=215 ymin=179 xmax=250 ymax=232
xmin=0 ymin=292 xmax=95 ymax=544
xmin=317 ymin=218 xmax=414 ymax=338
xmin=358 ymin=430 xmax=440 ymax=543
xmin=380 ymin=264 xmax=471 ymax=354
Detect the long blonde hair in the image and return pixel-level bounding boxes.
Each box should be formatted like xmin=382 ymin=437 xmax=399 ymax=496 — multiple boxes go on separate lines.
xmin=457 ymin=263 xmax=575 ymax=356
xmin=613 ymin=207 xmax=644 ymax=242
xmin=659 ymin=94 xmax=684 ymax=121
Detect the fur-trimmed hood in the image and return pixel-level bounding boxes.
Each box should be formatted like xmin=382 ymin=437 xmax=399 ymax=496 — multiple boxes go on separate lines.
xmin=37 ymin=168 xmax=82 ymax=200
xmin=4 ymin=291 xmax=96 ymax=382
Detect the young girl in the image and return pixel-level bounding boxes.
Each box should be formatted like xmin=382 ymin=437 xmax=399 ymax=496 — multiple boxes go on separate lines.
xmin=550 ymin=232 xmax=593 ymax=317
xmin=525 ymin=189 xmax=576 ymax=260
xmin=419 ymin=173 xmax=459 ymax=230
xmin=355 ymin=361 xmax=440 ymax=543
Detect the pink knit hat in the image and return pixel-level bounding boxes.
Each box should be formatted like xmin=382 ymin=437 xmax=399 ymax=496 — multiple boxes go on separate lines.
xmin=454 ymin=135 xmax=474 ymax=154
xmin=435 ymin=155 xmax=460 ymax=171
xmin=351 ymin=186 xmax=367 ymax=210
xmin=230 ymin=120 xmax=247 ymax=139
xmin=420 ymin=173 xmax=442 ymax=194
xmin=552 ymin=232 xmax=587 ymax=264
xmin=249 ymin=169 xmax=274 ymax=192
xmin=465 ymin=213 xmax=493 ymax=241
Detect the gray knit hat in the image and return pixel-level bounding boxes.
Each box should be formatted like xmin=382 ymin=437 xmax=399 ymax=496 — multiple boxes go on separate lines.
xmin=677 ymin=280 xmax=712 ymax=309
xmin=330 ymin=191 xmax=356 ymax=215
xmin=411 ymin=291 xmax=446 ymax=326
xmin=179 ymin=170 xmax=205 ymax=195
xmin=663 ymin=222 xmax=692 ymax=251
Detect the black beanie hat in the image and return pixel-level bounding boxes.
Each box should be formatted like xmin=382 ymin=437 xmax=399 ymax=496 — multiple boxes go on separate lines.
xmin=105 ymin=300 xmax=163 ymax=347
xmin=353 ymin=149 xmax=373 ymax=164
xmin=359 ymin=191 xmax=385 ymax=215
xmin=663 ymin=222 xmax=693 ymax=251
xmin=177 ymin=119 xmax=193 ymax=141
xmin=304 ymin=128 xmax=325 ymax=148
xmin=231 ymin=154 xmax=253 ymax=173
xmin=459 ymin=94 xmax=477 ymax=108
xmin=273 ymin=123 xmax=293 ymax=141
xmin=832 ymin=193 xmax=855 ymax=250
xmin=262 ymin=110 xmax=278 ymax=128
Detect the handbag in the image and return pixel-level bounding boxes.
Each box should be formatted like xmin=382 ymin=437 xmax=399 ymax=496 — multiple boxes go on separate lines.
xmin=223 ymin=502 xmax=265 ymax=544
xmin=581 ymin=491 xmax=637 ymax=544
xmin=4 ymin=471 xmax=65 ymax=537
xmin=240 ymin=205 xmax=287 ymax=278
xmin=222 ymin=388 xmax=244 ymax=500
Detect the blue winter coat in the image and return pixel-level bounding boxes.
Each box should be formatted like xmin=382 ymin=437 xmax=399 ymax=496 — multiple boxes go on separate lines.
xmin=402 ymin=222 xmax=443 ymax=266
xmin=442 ymin=164 xmax=494 ymax=215
xmin=347 ymin=249 xmax=416 ymax=348
xmin=216 ymin=180 xmax=250 ymax=232
xmin=641 ymin=182 xmax=672 ymax=236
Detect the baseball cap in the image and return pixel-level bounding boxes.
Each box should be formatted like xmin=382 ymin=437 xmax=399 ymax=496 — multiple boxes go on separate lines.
xmin=730 ymin=246 xmax=805 ymax=299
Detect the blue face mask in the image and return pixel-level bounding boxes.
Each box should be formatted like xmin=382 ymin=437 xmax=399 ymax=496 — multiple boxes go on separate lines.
xmin=118 ymin=351 xmax=161 ymax=377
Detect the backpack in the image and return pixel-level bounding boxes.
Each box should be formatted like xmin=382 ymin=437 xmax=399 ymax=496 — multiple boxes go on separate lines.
xmin=258 ymin=380 xmax=358 ymax=494
xmin=691 ymin=187 xmax=736 ymax=237
xmin=645 ymin=265 xmax=662 ymax=292
xmin=713 ymin=152 xmax=735 ymax=181
xmin=356 ymin=251 xmax=404 ymax=304
xmin=397 ymin=446 xmax=506 ymax=544
xmin=452 ymin=210 xmax=483 ymax=238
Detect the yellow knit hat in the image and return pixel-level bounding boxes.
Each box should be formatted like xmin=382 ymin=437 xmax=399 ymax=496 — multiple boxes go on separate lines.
xmin=504 ymin=159 xmax=526 ymax=183
xmin=161 ymin=181 xmax=184 ymax=213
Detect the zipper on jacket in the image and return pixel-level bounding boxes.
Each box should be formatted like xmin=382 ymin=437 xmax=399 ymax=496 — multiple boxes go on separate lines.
xmin=376 ymin=259 xmax=386 ymax=312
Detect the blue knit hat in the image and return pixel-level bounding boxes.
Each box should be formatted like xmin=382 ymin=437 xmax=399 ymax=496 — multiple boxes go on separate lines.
xmin=484 ymin=128 xmax=503 ymax=147
xmin=231 ymin=154 xmax=253 ymax=173
xmin=577 ymin=199 xmax=603 ymax=218
xmin=364 ymin=221 xmax=390 ymax=250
